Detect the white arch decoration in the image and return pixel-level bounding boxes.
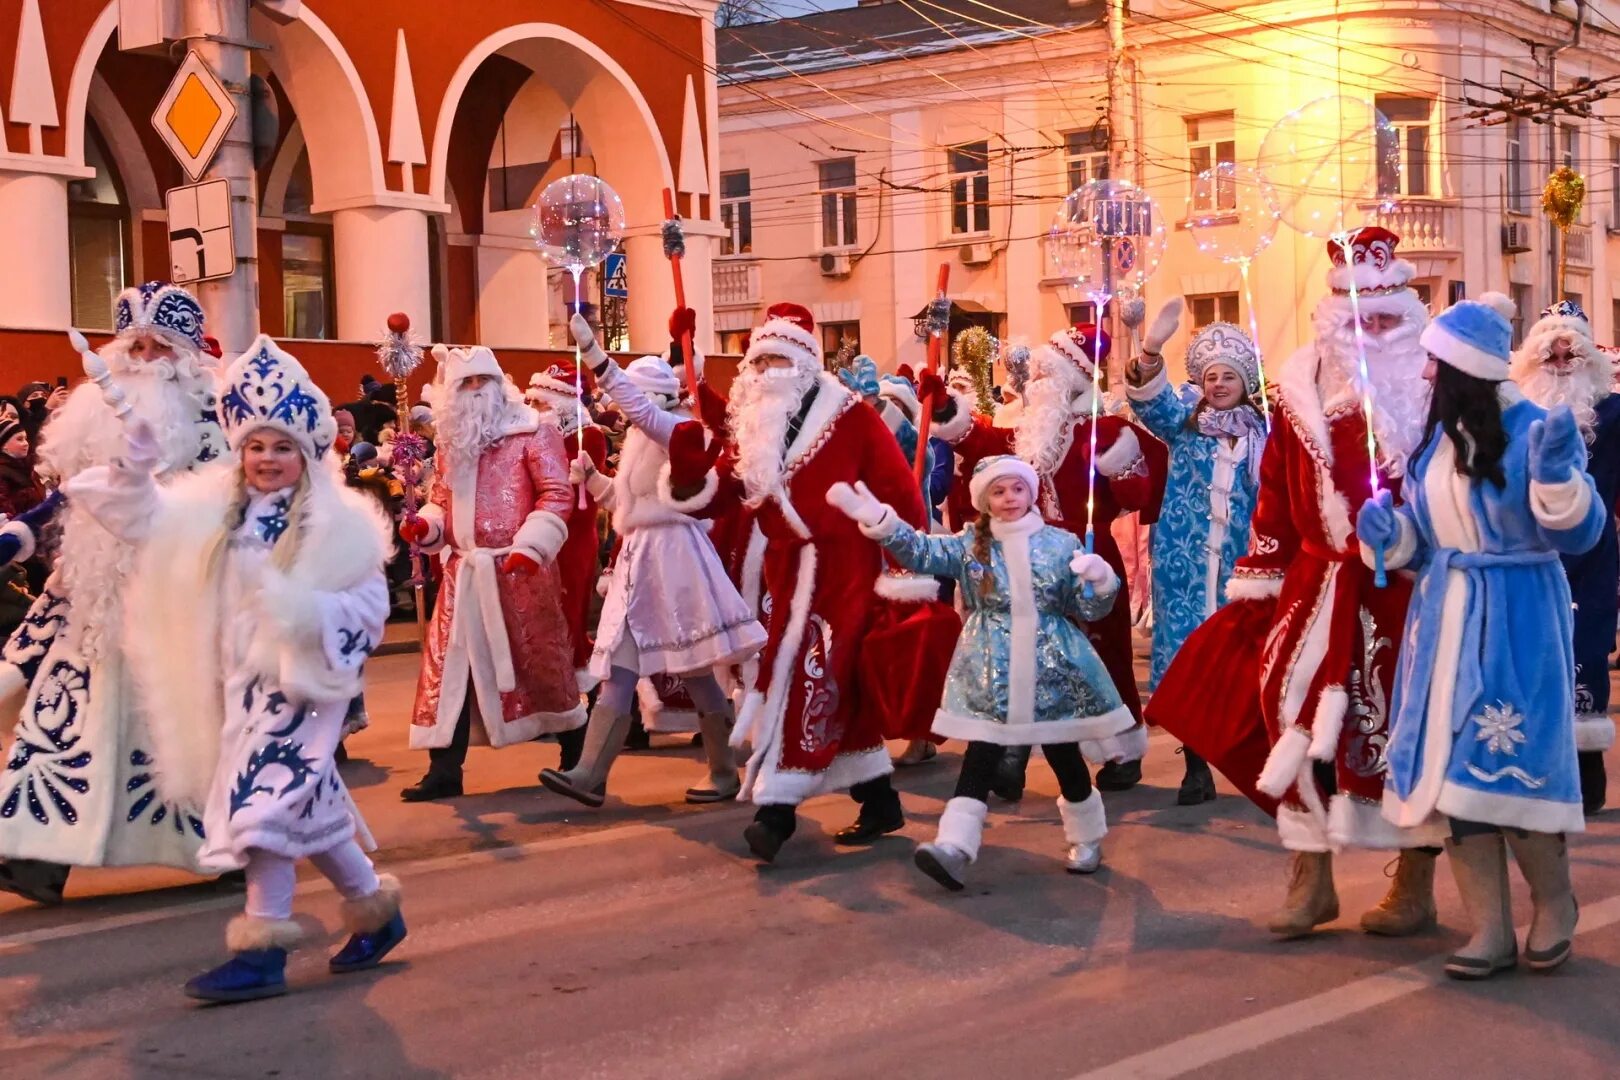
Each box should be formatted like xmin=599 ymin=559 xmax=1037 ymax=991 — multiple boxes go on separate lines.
xmin=427 ymin=23 xmax=674 ymax=205
xmin=62 ymin=1 xmax=118 ymax=167
xmin=86 ymin=72 xmax=160 ymax=209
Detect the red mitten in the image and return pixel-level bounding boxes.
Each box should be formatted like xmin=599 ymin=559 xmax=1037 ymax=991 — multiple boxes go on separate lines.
xmin=668 ymin=420 xmax=721 ymax=488
xmin=501 ymin=551 xmax=541 ymax=575
xmin=400 ymin=516 xmax=431 ymax=544
xmin=668 ymin=306 xmax=697 ymax=341
xmin=917 ymin=370 xmax=946 ymax=407
xmin=697 ymin=381 xmax=730 ymax=437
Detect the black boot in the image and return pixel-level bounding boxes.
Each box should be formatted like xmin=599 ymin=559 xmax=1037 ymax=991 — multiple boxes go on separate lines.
xmin=744 ymin=804 xmax=798 ymax=863
xmin=833 ymin=778 xmax=905 ymax=846
xmin=991 ymin=745 xmax=1030 ymax=802
xmin=1177 ymin=747 xmax=1217 ymax=806
xmin=1095 ymin=758 xmax=1143 ymax=792
xmin=624 ymin=712 xmax=651 ymax=752
xmin=557 ymin=725 xmax=587 ymax=773
xmin=401 ymin=769 xmax=463 ymax=802
xmin=0 ymin=859 xmax=70 ymax=905
xmin=1580 ymin=751 xmax=1607 ymax=816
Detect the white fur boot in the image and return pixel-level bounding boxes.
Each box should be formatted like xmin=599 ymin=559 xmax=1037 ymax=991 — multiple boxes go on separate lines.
xmin=914 ymin=797 xmax=988 ymax=892
xmin=1059 ymin=791 xmax=1107 ymax=874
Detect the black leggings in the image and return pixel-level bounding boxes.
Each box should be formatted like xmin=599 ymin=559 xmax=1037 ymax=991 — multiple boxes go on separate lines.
xmin=955 ymin=740 xmax=1092 ymax=804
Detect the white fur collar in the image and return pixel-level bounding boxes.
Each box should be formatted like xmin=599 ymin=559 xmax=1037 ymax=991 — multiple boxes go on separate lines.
xmin=989 ymin=511 xmax=1043 ymax=539
xmin=783 ymin=372 xmax=855 ymax=482
xmin=1276 ymin=343 xmax=1335 ymax=469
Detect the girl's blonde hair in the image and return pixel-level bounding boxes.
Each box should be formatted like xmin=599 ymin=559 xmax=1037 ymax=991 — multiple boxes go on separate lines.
xmin=970 ymin=510 xmax=996 ymax=598
xmin=201 ymin=463 xmax=312 ymax=582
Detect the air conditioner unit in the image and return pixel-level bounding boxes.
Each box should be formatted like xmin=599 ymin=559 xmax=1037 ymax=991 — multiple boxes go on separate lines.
xmin=1501 ymin=220 xmax=1533 ymax=254
xmin=960 ymin=242 xmax=994 ymax=265
xmin=819 ymin=252 xmax=852 ymax=277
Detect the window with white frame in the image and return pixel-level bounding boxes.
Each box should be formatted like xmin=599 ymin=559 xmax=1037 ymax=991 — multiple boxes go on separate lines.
xmin=1611 ymin=138 xmax=1620 ymax=227
xmin=949 ymin=141 xmax=991 ymax=235
xmin=1506 ymin=117 xmax=1529 ymax=213
xmin=1375 ymin=96 xmax=1435 ymax=197
xmin=720 ymin=170 xmax=751 ymax=256
xmin=818 ymin=159 xmax=857 ymax=250
xmin=1186 ymin=114 xmax=1236 ymax=213
xmin=1561 ymin=124 xmax=1580 ymax=170
xmin=1065 ymin=301 xmax=1109 ymax=327
xmin=1187 ymin=292 xmax=1240 ymax=328
xmin=1064 ymin=128 xmax=1109 ymax=193
xmin=1510 ymin=282 xmax=1533 ymax=347
xmin=822 ymin=321 xmax=860 ymax=362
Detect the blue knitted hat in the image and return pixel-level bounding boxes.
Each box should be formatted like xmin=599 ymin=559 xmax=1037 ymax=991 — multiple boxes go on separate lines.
xmin=1418 ymin=292 xmax=1516 ymax=382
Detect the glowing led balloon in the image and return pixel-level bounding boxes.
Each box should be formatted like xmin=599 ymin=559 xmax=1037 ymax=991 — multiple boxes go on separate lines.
xmin=531 ymin=174 xmax=626 ymax=272
xmin=1187 ymin=163 xmax=1281 ymax=264
xmin=1256 ymin=95 xmax=1398 ymax=239
xmin=1049 ymin=178 xmax=1166 ymax=301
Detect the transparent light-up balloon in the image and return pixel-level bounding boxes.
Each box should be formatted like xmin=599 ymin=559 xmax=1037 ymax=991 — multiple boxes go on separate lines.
xmin=1048 ymin=178 xmax=1166 ymax=302
xmin=530 ymin=174 xmax=626 ymax=273
xmin=1256 ymin=95 xmax=1398 ymax=239
xmin=1187 ymin=163 xmax=1281 ymax=265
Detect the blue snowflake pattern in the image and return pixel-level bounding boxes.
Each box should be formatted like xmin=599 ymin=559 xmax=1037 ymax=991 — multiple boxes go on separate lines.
xmin=0 ymin=659 xmax=92 ymax=826
xmin=229 ymin=740 xmax=316 ymax=817
xmin=125 ymin=750 xmax=205 ymax=837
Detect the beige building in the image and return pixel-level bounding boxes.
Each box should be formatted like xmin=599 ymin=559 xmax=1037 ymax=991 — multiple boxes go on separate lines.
xmin=713 ymin=0 xmax=1620 ymax=382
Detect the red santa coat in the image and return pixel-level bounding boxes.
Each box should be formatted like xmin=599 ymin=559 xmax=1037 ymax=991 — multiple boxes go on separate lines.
xmin=1148 ymin=350 xmax=1443 ymax=851
xmin=410 ymin=416 xmax=585 ymax=748
xmin=664 ymin=374 xmax=935 ymax=804
xmin=557 ymin=423 xmax=610 ymax=679
xmin=938 ymin=403 xmax=1166 ymax=735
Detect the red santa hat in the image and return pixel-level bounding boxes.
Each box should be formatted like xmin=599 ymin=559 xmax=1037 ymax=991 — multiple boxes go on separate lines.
xmin=527 ymin=364 xmax=585 ymax=404
xmin=968 ymin=454 xmax=1040 ymax=513
xmin=745 ymin=305 xmax=820 ymax=373
xmin=896 ymin=363 xmax=916 ymax=384
xmin=1326 ymin=226 xmax=1415 ymax=297
xmin=1046 ymin=323 xmax=1110 ymax=377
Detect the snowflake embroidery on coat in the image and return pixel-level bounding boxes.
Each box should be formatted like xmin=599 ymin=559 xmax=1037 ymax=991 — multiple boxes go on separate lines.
xmin=0 ymin=659 xmax=92 ymax=826
xmin=798 ymin=615 xmax=838 ymax=754
xmin=229 ymin=740 xmax=317 ymax=816
xmin=125 ymin=750 xmax=205 ymax=837
xmin=254 ymin=495 xmax=292 ymax=544
xmin=2 ymin=588 xmax=69 ymax=682
xmin=1345 ymin=607 xmax=1392 ymax=779
xmin=1473 ymin=701 xmax=1529 ymax=757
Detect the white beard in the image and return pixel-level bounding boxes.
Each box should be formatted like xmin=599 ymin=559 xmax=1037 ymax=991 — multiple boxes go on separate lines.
xmin=728 ymin=364 xmax=816 ymax=504
xmin=436 ymin=381 xmax=530 ymax=470
xmin=1512 ymin=339 xmax=1611 ymax=440
xmin=1014 ymin=370 xmax=1092 ymax=475
xmin=1312 ymin=294 xmax=1430 ymax=474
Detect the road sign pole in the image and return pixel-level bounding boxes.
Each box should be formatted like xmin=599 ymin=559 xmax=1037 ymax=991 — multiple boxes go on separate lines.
xmin=188 ymin=0 xmax=258 ymax=354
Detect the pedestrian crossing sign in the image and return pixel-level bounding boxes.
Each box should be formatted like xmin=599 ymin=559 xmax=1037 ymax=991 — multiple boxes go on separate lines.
xmin=604 ymin=252 xmax=628 ymax=298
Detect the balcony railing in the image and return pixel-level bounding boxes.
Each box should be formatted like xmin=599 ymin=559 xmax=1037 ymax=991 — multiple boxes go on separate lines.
xmin=1564 ymin=223 xmax=1593 ymax=267
xmin=1366 ymin=199 xmax=1460 ymax=254
xmin=713 ymin=259 xmax=761 ymax=309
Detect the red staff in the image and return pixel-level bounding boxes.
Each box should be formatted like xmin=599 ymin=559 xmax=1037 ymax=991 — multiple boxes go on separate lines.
xmin=913 ymin=265 xmax=952 ymax=482
xmin=661 ymin=189 xmax=698 ymax=395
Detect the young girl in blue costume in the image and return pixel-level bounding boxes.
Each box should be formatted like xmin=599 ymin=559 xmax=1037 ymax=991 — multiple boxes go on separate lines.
xmin=826 ymin=455 xmax=1133 ymax=890
xmin=1357 ymin=294 xmax=1602 ymax=980
xmin=1124 ymin=301 xmax=1265 ymax=805
xmin=66 ymin=337 xmax=404 ymax=1003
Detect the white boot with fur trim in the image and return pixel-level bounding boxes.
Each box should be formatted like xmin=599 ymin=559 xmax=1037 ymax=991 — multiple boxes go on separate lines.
xmin=1059 ymin=791 xmax=1108 ymax=874
xmin=330 ymin=874 xmax=407 ymax=973
xmin=914 ymin=797 xmax=988 ymax=892
xmin=184 ymin=915 xmax=304 ymax=1003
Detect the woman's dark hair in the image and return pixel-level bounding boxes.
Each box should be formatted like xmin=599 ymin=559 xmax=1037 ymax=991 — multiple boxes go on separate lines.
xmin=1414 ymin=360 xmax=1507 ymax=488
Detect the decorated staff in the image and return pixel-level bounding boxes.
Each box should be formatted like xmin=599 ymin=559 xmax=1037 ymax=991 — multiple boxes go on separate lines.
xmin=914 ymin=265 xmax=952 ymax=482
xmin=661 ymin=188 xmax=699 ymax=394
xmin=378 ymin=312 xmax=428 ymax=630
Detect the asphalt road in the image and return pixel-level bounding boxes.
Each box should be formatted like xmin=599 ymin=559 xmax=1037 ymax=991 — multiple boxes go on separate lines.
xmin=1 ymin=652 xmax=1618 ymax=1079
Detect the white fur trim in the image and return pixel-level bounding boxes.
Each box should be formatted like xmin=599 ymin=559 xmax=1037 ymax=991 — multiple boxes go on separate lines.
xmin=339 ymin=873 xmax=401 ymax=934
xmin=744 ymin=317 xmax=820 ymax=373
xmin=1225 ymin=572 xmax=1283 ymax=601
xmin=0 ymin=520 xmax=35 ymax=563
xmin=513 ymin=509 xmax=568 ymax=562
xmin=1058 ymin=790 xmax=1108 ymax=845
xmin=1081 ymin=720 xmax=1149 ymax=765
xmin=1575 ymin=714 xmax=1616 ymax=752
xmin=1332 ymin=794 xmax=1447 ymax=851
xmin=739 ymin=521 xmax=766 ymax=615
xmin=751 ymin=745 xmax=894 ymax=806
xmin=0 ymin=662 xmax=22 ymax=714
xmin=1359 ymin=512 xmax=1419 ymax=572
xmin=1421 ymin=320 xmax=1509 ymax=382
xmin=935 ymin=796 xmax=988 ymax=862
xmin=415 ymin=503 xmax=446 ymax=554
xmin=1278 ymin=571 xmax=1338 ymax=730
xmin=407 ymin=702 xmax=585 ymax=749
xmin=938 ymin=704 xmax=1133 ymax=747
xmin=1276 ymin=804 xmax=1332 ymax=853
xmin=782 ymin=374 xmax=854 ymax=478
xmin=874 ymin=572 xmax=941 ymax=603
xmin=1434 ymin=784 xmax=1586 ymax=837
xmin=968 ymin=456 xmax=1040 ymax=513
xmin=1095 ymin=426 xmax=1143 ymax=479
xmin=226 ymin=914 xmax=305 ymax=952
xmin=657 ymin=461 xmax=720 ymax=514
xmin=1257 ymin=726 xmax=1311 ymax=799
xmin=1002 ymin=522 xmax=1037 ymax=728
xmin=258 ymin=567 xmax=323 ymax=644
xmin=1307 ymin=686 xmax=1349 ymax=762
xmin=1327 ymin=257 xmax=1416 ymax=295
xmin=1529 ymin=473 xmax=1594 ymax=532
xmin=734 ymin=542 xmax=821 ymax=800
xmin=638 ymin=676 xmax=700 ymax=733
xmin=931 ymin=390 xmax=976 ymax=445
xmin=1125 ymin=366 xmax=1170 ymax=402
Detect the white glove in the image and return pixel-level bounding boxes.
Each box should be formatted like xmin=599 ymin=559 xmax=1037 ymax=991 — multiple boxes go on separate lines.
xmin=570 ymin=312 xmax=608 ymax=370
xmin=1143 ymin=298 xmax=1184 ymax=356
xmin=1070 ymin=550 xmax=1116 ymax=589
xmin=568 ymin=453 xmax=596 ymax=486
xmin=123 ymin=418 xmax=164 ymax=474
xmin=825 ymin=481 xmax=888 ymax=529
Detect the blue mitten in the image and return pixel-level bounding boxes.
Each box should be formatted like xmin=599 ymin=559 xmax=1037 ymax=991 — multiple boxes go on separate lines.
xmin=0 ymin=490 xmax=62 ymax=567
xmin=0 ymin=528 xmax=22 ymax=567
xmin=1356 ymin=490 xmax=1399 ymax=551
xmin=1528 ymin=405 xmax=1584 ymax=485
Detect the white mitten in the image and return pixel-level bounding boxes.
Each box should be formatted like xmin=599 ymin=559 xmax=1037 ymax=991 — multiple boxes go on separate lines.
xmin=569 ymin=453 xmax=596 ymax=486
xmin=123 ymin=417 xmax=164 ymax=474
xmin=1070 ymin=550 xmax=1117 ymax=590
xmin=825 ymin=480 xmax=888 ymax=529
xmin=570 ymin=312 xmax=609 ymax=370
xmin=1143 ymin=298 xmax=1184 ymax=356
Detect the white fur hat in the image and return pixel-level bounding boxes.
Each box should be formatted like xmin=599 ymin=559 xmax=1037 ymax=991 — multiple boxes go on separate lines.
xmin=744 ymin=315 xmax=821 ymax=373
xmin=218 ymin=335 xmax=337 ymax=459
xmin=625 ymin=355 xmax=681 ymax=399
xmin=432 ymin=343 xmax=503 ymax=388
xmin=968 ymin=454 xmax=1040 ymax=513
xmin=878 ymin=374 xmax=921 ymax=422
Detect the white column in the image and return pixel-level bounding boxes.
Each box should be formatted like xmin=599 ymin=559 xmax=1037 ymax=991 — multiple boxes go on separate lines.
xmin=0 ymin=171 xmax=70 ymax=327
xmin=474 ymin=235 xmax=549 ymax=349
xmin=332 ymin=205 xmax=431 ymax=340
xmin=622 ymin=230 xmax=678 ymax=356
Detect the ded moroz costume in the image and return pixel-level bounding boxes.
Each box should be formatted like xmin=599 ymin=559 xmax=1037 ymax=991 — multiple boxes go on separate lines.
xmin=1509 ymin=300 xmax=1620 ymax=815
xmin=1360 ymin=294 xmax=1601 ymax=978
xmin=65 ymin=335 xmax=403 ymax=1001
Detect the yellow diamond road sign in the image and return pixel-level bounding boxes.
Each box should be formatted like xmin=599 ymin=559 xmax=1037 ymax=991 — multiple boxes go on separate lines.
xmin=152 ymin=51 xmax=237 ymax=183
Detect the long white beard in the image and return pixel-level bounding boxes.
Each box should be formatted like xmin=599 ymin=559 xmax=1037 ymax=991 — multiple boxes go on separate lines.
xmin=1314 ymin=298 xmax=1430 ymax=474
xmin=729 ymin=365 xmax=815 ymax=503
xmin=1014 ymin=372 xmax=1090 ymax=475
xmin=1513 ymin=346 xmax=1610 ymax=440
xmin=436 ymin=382 xmax=528 ymax=468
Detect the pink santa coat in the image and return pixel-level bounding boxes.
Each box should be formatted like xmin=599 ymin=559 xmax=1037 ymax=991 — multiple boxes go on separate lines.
xmin=410 ymin=414 xmax=585 ymax=748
